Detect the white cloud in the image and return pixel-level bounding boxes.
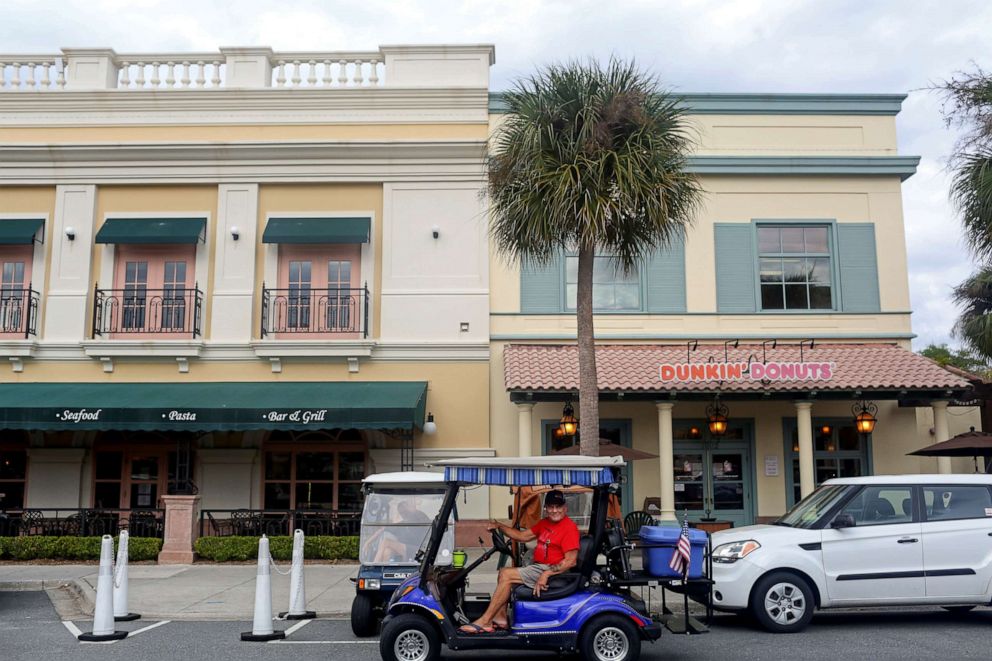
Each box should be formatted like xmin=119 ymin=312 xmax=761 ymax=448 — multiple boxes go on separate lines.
xmin=3 ymin=0 xmax=992 ymax=349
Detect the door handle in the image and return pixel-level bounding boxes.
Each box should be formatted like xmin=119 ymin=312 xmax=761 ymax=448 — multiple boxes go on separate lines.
xmin=897 ymin=537 xmax=918 ymax=544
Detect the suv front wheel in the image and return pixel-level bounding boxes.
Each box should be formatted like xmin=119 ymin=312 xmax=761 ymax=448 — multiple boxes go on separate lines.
xmin=749 ymin=571 xmax=815 ymax=633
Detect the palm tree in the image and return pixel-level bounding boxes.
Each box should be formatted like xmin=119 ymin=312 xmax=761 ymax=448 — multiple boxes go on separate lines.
xmin=953 ymin=267 xmax=992 ymax=359
xmin=488 ymin=59 xmax=702 ymax=455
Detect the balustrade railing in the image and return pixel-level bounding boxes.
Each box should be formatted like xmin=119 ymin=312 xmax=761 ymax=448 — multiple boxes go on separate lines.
xmin=270 ymin=52 xmax=383 ymax=88
xmin=0 ymin=508 xmax=164 ymax=538
xmin=0 ymin=56 xmax=64 ymax=91
xmin=261 ymin=285 xmax=368 ymax=338
xmin=0 ymin=287 xmax=39 ymax=337
xmin=116 ymin=54 xmax=225 ymax=89
xmin=199 ymin=509 xmax=361 ymax=538
xmin=92 ymin=285 xmax=203 ymax=338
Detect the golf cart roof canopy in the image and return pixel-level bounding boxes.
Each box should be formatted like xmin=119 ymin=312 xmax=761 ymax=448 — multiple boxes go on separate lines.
xmin=428 ymin=455 xmax=625 ymax=487
xmin=361 ymin=471 xmax=446 ymax=486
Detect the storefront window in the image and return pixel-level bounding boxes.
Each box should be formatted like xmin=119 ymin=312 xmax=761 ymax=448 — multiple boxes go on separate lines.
xmin=0 ymin=449 xmax=27 ymax=510
xmin=786 ymin=419 xmax=870 ymax=506
xmin=263 ymin=444 xmax=367 ymax=512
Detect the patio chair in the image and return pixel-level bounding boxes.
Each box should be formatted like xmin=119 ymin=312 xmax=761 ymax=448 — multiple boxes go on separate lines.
xmin=623 ymin=510 xmax=657 ymax=541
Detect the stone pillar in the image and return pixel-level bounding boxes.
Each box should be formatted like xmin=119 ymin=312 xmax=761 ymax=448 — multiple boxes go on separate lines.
xmin=656 ymin=402 xmax=676 ymax=521
xmin=220 ymin=47 xmax=274 ymax=88
xmin=516 ymin=403 xmax=534 ymax=457
xmin=62 ymin=48 xmax=119 ymax=89
xmin=932 ymin=401 xmax=952 ymax=474
xmin=796 ymin=402 xmax=815 ymax=498
xmin=158 ymin=495 xmax=201 ymax=564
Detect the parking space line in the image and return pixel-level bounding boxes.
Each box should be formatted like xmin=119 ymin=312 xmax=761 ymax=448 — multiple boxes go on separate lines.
xmin=127 ymin=620 xmax=171 ymax=638
xmin=62 ymin=621 xmax=120 ymax=645
xmin=270 ymin=618 xmax=311 ymax=642
xmin=270 ymin=640 xmax=379 ymax=645
xmin=62 ymin=621 xmax=83 ymax=638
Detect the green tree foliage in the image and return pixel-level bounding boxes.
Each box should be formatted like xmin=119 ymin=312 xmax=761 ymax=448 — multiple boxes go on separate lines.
xmin=488 ymin=59 xmax=702 ymax=454
xmin=918 ymin=341 xmax=990 ymax=376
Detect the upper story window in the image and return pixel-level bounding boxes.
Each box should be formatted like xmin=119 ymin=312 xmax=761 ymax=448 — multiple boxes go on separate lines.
xmin=757 ymin=225 xmax=833 ymax=311
xmin=564 ymin=255 xmax=641 ymax=311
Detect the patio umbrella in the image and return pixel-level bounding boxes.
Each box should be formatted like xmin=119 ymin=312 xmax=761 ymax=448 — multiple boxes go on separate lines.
xmin=552 ymin=438 xmax=658 ymax=461
xmin=909 ymin=427 xmax=992 ymax=473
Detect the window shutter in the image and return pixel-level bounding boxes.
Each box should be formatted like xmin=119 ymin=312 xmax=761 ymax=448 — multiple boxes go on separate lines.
xmin=715 ymin=224 xmax=756 ymax=312
xmin=520 ymin=253 xmax=562 ymax=313
xmin=646 ymin=232 xmax=686 ymax=313
xmin=837 ymin=223 xmax=880 ymax=312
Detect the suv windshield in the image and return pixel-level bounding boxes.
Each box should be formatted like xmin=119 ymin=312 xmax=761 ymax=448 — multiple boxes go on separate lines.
xmin=776 ymin=484 xmax=850 ymax=529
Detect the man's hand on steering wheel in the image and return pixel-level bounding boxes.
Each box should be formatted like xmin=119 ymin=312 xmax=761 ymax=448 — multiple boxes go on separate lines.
xmin=490 ymin=527 xmax=512 ymax=556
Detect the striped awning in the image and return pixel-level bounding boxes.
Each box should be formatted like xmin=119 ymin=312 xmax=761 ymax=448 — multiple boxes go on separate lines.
xmin=441 ymin=465 xmax=618 ymax=487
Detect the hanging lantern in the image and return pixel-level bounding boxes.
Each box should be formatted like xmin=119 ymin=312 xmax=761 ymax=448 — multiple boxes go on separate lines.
xmin=559 ymin=401 xmax=578 ymax=436
xmin=706 ymin=397 xmax=729 ymax=437
xmin=852 ymin=400 xmax=878 ymax=435
xmin=553 ymin=426 xmax=565 ymax=440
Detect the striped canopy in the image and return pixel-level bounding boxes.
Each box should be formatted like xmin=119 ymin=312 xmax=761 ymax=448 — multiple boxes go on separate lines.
xmin=431 ymin=456 xmax=624 ymax=487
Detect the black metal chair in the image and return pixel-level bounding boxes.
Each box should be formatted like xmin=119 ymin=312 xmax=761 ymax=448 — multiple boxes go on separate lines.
xmin=19 ymin=509 xmax=44 ymax=536
xmin=623 ymin=510 xmax=657 ymax=541
xmin=128 ymin=510 xmax=163 ymax=538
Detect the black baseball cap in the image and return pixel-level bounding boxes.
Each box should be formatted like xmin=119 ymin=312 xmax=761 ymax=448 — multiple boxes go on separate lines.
xmin=545 ymin=490 xmax=566 ymax=506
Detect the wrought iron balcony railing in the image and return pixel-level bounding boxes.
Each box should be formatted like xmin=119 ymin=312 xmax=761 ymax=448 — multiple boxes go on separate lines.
xmin=0 ymin=287 xmax=39 ymax=338
xmin=261 ymin=285 xmax=368 ymax=338
xmin=92 ymin=284 xmax=203 ymax=338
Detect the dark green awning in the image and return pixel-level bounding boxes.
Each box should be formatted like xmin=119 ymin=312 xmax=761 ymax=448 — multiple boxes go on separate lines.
xmin=95 ymin=218 xmax=206 ymax=244
xmin=0 ymin=219 xmax=44 ymax=245
xmin=262 ymin=217 xmax=370 ymax=244
xmin=0 ymin=381 xmax=427 ymax=432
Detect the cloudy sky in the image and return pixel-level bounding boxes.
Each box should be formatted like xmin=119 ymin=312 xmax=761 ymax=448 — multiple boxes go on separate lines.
xmin=4 ymin=0 xmax=990 ymax=349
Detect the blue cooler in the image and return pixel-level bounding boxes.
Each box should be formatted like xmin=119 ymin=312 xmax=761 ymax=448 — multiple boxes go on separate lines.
xmin=639 ymin=526 xmax=708 ymax=578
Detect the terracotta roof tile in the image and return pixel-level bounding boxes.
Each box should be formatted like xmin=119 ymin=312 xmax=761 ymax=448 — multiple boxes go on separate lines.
xmin=503 ymin=343 xmax=972 ymax=394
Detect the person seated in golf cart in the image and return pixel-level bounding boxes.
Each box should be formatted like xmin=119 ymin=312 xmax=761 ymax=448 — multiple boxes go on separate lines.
xmin=459 ymin=489 xmax=580 ymax=633
xmin=371 ymin=500 xmax=432 ymax=564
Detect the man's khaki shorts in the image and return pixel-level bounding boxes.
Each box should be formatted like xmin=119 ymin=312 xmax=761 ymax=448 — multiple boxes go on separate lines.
xmin=516 ymin=562 xmax=553 ymax=588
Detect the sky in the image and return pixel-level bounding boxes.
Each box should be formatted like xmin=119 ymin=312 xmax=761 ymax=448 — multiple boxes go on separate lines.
xmin=3 ymin=0 xmax=990 ymax=350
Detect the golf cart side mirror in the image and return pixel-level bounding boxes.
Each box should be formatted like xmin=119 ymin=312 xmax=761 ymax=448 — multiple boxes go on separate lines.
xmin=830 ymin=513 xmax=856 ymax=529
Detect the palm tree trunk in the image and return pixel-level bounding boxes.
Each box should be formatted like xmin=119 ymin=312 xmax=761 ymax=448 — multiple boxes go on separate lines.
xmin=576 ymin=243 xmax=599 ymax=456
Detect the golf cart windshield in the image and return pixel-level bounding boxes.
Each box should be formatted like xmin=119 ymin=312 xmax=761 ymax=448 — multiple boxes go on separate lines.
xmin=360 ymin=490 xmax=454 ymax=565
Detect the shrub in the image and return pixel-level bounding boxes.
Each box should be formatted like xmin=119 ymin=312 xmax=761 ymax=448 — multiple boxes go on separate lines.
xmin=193 ymin=536 xmax=359 ymax=562
xmin=0 ymin=536 xmax=162 ymax=561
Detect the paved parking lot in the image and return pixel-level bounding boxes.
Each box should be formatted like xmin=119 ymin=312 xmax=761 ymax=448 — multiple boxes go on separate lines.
xmin=3 ymin=588 xmax=991 ymax=661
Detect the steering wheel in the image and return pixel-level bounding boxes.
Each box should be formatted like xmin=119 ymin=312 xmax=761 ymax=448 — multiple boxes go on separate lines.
xmin=490 ymin=528 xmax=512 ymax=556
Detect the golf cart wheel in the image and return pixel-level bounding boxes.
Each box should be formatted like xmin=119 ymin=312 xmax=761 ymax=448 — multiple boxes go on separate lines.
xmin=380 ymin=613 xmax=440 ymax=661
xmin=350 ymin=592 xmax=379 ymax=637
xmin=750 ymin=571 xmax=815 ymax=633
xmin=579 ymin=614 xmax=641 ymax=661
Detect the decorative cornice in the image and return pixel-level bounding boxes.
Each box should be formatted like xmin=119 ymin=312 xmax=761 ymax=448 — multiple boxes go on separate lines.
xmin=687 ymin=156 xmax=920 ymax=181
xmin=490 ymin=92 xmax=907 ymax=116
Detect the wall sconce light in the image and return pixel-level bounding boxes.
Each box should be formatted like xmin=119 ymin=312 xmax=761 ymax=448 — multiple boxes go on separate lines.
xmin=230 ymin=226 xmax=240 ymax=241
xmin=853 ymin=400 xmax=878 ymax=435
xmin=706 ymin=396 xmax=729 ymax=437
xmin=431 ymin=224 xmax=440 ymax=239
xmin=65 ymin=227 xmax=76 ymax=241
xmin=820 ymin=424 xmax=832 ymax=435
xmin=423 ymin=412 xmax=437 ymax=435
xmin=792 ymin=438 xmax=800 ymax=453
xmin=688 ymin=425 xmax=702 ymax=440
xmin=559 ymin=401 xmax=578 ymax=436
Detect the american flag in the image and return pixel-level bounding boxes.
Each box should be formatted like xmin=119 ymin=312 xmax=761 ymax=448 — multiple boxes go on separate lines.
xmin=668 ymin=517 xmax=692 ymax=576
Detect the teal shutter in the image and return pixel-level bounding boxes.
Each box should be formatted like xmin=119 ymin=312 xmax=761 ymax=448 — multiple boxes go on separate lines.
xmin=645 ymin=232 xmax=686 ymax=312
xmin=520 ymin=253 xmax=562 ymax=313
xmin=837 ymin=223 xmax=880 ymax=312
xmin=715 ymin=224 xmax=756 ymax=312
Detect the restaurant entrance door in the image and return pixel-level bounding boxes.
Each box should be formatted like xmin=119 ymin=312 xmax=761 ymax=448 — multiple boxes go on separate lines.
xmin=673 ymin=422 xmax=755 ymax=528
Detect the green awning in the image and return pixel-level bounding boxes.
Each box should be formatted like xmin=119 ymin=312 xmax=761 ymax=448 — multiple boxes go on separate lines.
xmin=0 ymin=381 xmax=427 ymax=432
xmin=95 ymin=218 xmax=206 ymax=244
xmin=262 ymin=217 xmax=370 ymax=244
xmin=0 ymin=218 xmax=44 ymax=245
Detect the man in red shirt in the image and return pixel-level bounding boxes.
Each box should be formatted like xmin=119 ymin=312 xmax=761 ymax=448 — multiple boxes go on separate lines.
xmin=459 ymin=489 xmax=581 ymax=633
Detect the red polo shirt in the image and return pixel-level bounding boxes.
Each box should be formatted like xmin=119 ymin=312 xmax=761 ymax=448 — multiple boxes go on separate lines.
xmin=530 ymin=516 xmax=580 ymax=565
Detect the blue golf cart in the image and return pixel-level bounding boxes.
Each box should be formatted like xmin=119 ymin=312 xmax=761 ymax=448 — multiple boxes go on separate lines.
xmin=352 ymin=471 xmax=454 ymax=636
xmin=379 ymin=455 xmax=711 ymax=661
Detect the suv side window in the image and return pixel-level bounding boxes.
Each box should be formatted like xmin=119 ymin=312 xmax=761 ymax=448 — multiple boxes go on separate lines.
xmin=838 ymin=486 xmax=914 ymax=526
xmin=923 ymin=485 xmax=992 ymax=521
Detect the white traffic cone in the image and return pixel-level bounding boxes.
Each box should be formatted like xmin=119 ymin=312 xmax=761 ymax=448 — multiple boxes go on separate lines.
xmin=113 ymin=529 xmax=140 ymax=621
xmin=78 ymin=535 xmax=128 ymax=641
xmin=241 ymin=535 xmax=286 ymax=641
xmin=280 ymin=529 xmax=315 ymax=620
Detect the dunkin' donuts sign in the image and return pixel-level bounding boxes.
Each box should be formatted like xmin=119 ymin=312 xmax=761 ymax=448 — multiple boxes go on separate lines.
xmin=659 ymin=361 xmax=835 ymax=383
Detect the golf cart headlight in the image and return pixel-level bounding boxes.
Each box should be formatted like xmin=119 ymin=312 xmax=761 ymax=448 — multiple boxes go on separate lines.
xmin=712 ymin=540 xmax=761 ymax=563
xmin=365 ymin=579 xmax=381 ymax=590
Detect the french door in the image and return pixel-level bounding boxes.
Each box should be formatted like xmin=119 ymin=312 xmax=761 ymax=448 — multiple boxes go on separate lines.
xmin=673 ymin=423 xmax=754 ymax=528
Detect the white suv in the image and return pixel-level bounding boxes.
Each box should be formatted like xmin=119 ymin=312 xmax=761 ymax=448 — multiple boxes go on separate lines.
xmin=709 ymin=474 xmax=992 ymax=632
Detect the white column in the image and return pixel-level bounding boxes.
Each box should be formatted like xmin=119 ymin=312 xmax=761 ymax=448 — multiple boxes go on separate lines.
xmin=44 ymin=185 xmax=97 ymax=340
xmin=516 ymin=403 xmax=534 ymax=457
xmin=212 ymin=184 xmax=258 ymax=341
xmin=932 ymin=401 xmax=952 ymax=474
xmin=656 ymin=402 xmax=676 ymax=521
xmin=796 ymin=402 xmax=815 ymax=498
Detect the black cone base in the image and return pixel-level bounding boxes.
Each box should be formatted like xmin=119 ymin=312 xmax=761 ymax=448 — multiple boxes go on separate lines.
xmin=241 ymin=630 xmax=286 ymax=642
xmin=279 ymin=610 xmax=316 ymax=620
xmin=115 ymin=612 xmax=141 ymax=622
xmin=78 ymin=630 xmax=129 ymax=642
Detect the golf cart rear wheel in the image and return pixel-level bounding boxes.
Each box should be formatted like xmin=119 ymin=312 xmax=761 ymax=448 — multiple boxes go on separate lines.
xmin=350 ymin=592 xmax=379 ymax=637
xmin=380 ymin=613 xmax=440 ymax=661
xmin=579 ymin=614 xmax=641 ymax=661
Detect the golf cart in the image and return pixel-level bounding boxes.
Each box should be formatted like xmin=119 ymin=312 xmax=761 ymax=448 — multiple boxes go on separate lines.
xmin=379 ymin=455 xmax=711 ymax=661
xmin=352 ymin=471 xmax=454 ymax=636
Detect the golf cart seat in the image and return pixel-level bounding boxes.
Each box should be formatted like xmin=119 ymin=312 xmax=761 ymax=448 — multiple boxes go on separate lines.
xmin=513 ymin=534 xmax=594 ymax=602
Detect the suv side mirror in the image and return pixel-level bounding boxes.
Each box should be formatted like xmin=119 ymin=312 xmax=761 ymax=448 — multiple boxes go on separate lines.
xmin=830 ymin=513 xmax=856 ymax=529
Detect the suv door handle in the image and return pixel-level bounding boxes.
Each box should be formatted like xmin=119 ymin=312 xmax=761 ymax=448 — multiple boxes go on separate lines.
xmin=897 ymin=537 xmax=919 ymax=544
